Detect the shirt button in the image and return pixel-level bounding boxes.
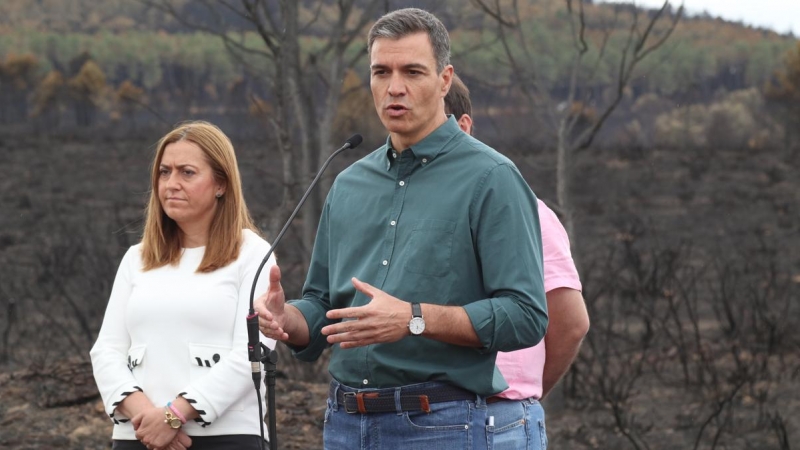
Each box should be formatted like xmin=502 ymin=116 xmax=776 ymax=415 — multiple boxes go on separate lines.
xmin=382 ymin=260 xmax=388 ymax=266
xmin=362 ymin=379 xmax=369 ymax=385
xmin=390 ymin=220 xmax=396 ymax=226
xmin=399 ymin=181 xmax=405 ymax=187
xmin=392 ymin=152 xmax=397 ymax=158
xmin=422 ymin=158 xmax=428 ymax=164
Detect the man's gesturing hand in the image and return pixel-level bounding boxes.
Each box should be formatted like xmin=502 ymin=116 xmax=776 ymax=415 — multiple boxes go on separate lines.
xmin=322 ymin=277 xmax=413 ymax=349
xmin=255 ymin=264 xmax=289 ymax=341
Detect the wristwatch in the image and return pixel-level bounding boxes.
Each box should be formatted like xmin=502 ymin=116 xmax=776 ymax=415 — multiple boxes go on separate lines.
xmin=164 ymin=408 xmax=182 ymax=429
xmin=408 ymin=303 xmax=425 ymax=335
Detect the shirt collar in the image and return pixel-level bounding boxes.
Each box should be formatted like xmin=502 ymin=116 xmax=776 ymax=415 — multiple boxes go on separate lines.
xmin=383 ymin=116 xmax=461 ymax=170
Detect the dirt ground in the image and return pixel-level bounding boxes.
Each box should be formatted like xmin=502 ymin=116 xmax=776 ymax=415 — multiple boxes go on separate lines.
xmin=0 ymin=358 xmax=329 ymax=449
xmin=1 ymin=132 xmax=798 ymax=449
xmin=2 ymin=354 xmax=798 ymax=449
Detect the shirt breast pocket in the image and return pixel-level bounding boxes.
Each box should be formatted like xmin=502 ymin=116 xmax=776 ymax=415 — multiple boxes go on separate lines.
xmin=188 ymin=343 xmax=227 ymax=370
xmin=188 ymin=343 xmax=245 ymax=411
xmin=403 ymin=219 xmax=456 ymax=278
xmin=123 ymin=345 xmax=147 ymax=391
xmin=127 ymin=345 xmax=146 ymax=376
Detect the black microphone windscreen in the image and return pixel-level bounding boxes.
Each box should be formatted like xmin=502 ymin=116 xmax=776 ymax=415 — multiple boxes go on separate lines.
xmin=345 ymin=134 xmax=363 ymax=149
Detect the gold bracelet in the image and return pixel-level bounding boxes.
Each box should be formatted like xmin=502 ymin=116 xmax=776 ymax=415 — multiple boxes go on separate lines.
xmin=164 ymin=407 xmax=182 ymax=429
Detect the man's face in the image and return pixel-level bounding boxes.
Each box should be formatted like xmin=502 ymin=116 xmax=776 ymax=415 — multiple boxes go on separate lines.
xmin=370 ymin=32 xmax=452 ymax=150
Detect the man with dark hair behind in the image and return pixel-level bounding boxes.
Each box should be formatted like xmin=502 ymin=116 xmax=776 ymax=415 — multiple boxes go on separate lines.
xmin=257 ymin=8 xmax=548 ymax=450
xmin=447 ymin=73 xmax=474 ymax=134
xmin=445 ymin=72 xmax=590 ymax=450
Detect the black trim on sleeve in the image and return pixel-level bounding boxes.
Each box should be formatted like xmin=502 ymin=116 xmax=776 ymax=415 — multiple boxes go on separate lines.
xmin=179 ymin=391 xmax=212 ymax=427
xmin=109 ymin=386 xmax=143 ymax=424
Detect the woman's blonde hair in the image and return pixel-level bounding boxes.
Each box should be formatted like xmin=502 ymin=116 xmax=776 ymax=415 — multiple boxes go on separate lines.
xmin=141 ymin=121 xmax=258 ymax=273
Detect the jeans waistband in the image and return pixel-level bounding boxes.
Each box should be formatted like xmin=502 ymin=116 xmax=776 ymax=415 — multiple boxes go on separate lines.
xmin=329 ymin=380 xmax=478 ymax=414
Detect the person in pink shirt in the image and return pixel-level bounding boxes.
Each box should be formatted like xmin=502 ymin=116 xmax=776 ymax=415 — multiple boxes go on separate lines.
xmin=445 ymin=74 xmax=590 ymax=449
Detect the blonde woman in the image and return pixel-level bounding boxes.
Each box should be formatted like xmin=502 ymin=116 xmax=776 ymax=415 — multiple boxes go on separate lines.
xmin=91 ymin=121 xmax=275 ymax=450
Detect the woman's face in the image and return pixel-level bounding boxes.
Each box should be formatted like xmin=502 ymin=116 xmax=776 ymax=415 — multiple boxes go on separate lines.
xmin=157 ymin=140 xmax=224 ymax=234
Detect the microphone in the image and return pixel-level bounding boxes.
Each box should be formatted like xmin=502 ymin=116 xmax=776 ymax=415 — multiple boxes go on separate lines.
xmin=345 ymin=133 xmax=363 ymax=149
xmin=246 ymin=133 xmax=362 ymax=377
xmin=247 ymin=133 xmax=362 ymax=378
xmin=245 ymin=134 xmax=362 ymax=449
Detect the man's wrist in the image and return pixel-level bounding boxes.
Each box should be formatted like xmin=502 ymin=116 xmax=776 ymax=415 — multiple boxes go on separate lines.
xmin=408 ymin=302 xmax=426 ymax=335
xmin=284 ymin=304 xmax=311 ymax=346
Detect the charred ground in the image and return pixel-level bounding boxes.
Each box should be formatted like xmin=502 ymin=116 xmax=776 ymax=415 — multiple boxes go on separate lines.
xmin=0 ymin=131 xmax=798 ymax=449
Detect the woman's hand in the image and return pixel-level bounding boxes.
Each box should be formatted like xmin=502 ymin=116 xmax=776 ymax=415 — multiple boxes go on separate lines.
xmin=165 ymin=431 xmax=193 ymax=450
xmin=116 ymin=391 xmax=153 ymax=420
xmin=132 ymin=406 xmax=180 ymax=449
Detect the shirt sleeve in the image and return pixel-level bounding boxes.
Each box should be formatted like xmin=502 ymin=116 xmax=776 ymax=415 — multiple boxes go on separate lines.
xmin=462 ymin=163 xmax=549 ymax=353
xmin=178 ymin=235 xmax=276 ymax=426
xmin=538 ymin=200 xmax=582 ymax=293
xmin=89 ymin=247 xmax=144 ymax=424
xmin=287 ymin=193 xmax=335 ymax=362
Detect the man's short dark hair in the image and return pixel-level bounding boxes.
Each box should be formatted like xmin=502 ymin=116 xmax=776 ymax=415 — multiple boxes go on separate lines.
xmin=444 ymin=73 xmax=471 ymax=118
xmin=368 ymin=8 xmax=451 ymax=73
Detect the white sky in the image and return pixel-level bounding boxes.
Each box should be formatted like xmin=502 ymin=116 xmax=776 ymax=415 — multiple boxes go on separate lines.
xmin=598 ymin=0 xmax=800 ymax=36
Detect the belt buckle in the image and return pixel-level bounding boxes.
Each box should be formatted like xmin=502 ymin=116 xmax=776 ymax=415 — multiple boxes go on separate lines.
xmin=342 ymin=392 xmax=359 ymax=414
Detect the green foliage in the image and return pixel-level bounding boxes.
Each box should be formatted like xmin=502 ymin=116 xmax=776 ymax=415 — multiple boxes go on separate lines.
xmin=453 ymin=1 xmax=795 ymax=100
xmin=0 ymin=0 xmax=183 ymax=33
xmin=0 ymin=0 xmax=795 ymax=126
xmin=0 ymin=2 xmax=793 ymax=98
xmin=0 ymin=30 xmax=242 ymax=90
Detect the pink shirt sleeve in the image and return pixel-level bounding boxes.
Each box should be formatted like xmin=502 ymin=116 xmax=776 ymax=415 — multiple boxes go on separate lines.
xmin=538 ymin=200 xmax=582 ymax=292
xmin=494 ymin=200 xmax=582 ymax=400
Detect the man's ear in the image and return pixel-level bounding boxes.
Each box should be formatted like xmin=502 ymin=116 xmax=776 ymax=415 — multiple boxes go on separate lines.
xmin=441 ymin=65 xmax=454 ymax=96
xmin=457 ymin=114 xmax=473 ymax=135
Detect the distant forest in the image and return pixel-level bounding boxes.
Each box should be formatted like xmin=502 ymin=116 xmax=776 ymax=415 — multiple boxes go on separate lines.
xmin=0 ymin=0 xmax=797 ymax=146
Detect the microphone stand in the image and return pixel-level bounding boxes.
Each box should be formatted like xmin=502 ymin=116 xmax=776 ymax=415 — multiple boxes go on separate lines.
xmin=260 ymin=342 xmax=278 ymax=450
xmin=247 ymin=134 xmax=363 ymax=450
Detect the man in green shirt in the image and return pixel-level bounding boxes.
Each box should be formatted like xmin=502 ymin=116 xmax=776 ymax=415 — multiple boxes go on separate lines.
xmin=256 ymin=7 xmax=547 ymax=448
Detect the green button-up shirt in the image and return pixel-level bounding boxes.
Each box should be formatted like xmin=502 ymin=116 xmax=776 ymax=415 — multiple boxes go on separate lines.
xmin=289 ymin=116 xmax=547 ymax=396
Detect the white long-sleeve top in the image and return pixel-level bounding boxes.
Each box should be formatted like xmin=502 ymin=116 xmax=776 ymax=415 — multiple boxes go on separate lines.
xmin=90 ymin=229 xmax=276 ymax=439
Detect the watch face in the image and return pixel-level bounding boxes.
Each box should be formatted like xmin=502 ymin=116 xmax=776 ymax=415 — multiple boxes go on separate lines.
xmin=168 ymin=418 xmax=182 ymax=429
xmin=409 ymin=317 xmax=425 ymax=335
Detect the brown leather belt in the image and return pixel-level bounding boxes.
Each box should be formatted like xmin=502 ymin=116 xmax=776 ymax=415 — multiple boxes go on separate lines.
xmin=486 ymin=396 xmax=509 ymax=404
xmin=331 ymin=383 xmax=477 ymax=414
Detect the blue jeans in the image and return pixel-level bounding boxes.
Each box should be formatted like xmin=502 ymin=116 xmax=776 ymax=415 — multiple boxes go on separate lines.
xmin=486 ymin=398 xmax=547 ymax=450
xmin=324 ymin=380 xmax=492 ymax=450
